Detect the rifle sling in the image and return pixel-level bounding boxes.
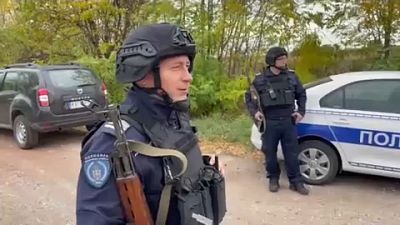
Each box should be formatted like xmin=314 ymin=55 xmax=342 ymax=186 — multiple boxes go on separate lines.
xmin=250 ymin=84 xmax=266 ymax=134
xmin=127 ymin=141 xmax=188 ymax=225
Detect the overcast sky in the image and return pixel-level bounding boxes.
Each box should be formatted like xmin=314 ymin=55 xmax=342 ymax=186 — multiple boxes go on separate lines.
xmin=297 ymin=1 xmax=342 ymax=45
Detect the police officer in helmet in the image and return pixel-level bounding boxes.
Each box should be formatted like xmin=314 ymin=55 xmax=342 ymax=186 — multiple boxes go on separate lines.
xmin=245 ymin=46 xmax=309 ymax=195
xmin=76 ymin=23 xmax=226 ymax=225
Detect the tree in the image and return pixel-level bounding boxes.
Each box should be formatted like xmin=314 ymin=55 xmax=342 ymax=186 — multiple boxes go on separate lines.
xmin=0 ymin=0 xmax=15 ymax=26
xmin=306 ymin=0 xmax=400 ymax=59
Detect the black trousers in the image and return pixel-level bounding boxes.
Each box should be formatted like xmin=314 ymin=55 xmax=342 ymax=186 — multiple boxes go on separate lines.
xmin=261 ymin=117 xmax=303 ymax=184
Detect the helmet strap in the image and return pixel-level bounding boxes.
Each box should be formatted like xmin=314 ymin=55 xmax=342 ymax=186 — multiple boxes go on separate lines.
xmin=153 ymin=66 xmax=162 ymax=89
xmin=156 ymin=87 xmax=191 ymax=112
xmin=273 ymin=64 xmax=288 ymax=71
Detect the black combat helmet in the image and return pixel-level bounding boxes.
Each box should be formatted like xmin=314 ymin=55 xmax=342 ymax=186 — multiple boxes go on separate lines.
xmin=265 ymin=47 xmax=288 ymax=66
xmin=116 ymin=23 xmax=196 ymax=87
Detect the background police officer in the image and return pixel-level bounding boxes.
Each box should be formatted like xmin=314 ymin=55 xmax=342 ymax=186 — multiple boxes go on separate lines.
xmin=76 ymin=23 xmax=226 ymax=225
xmin=245 ymin=46 xmax=309 ymax=195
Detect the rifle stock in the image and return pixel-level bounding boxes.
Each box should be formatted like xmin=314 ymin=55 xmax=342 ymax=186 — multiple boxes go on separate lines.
xmin=116 ymin=175 xmax=154 ymax=225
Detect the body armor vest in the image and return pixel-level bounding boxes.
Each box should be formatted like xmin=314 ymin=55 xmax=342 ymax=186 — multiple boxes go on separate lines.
xmin=118 ymin=93 xmax=226 ymax=225
xmin=259 ymin=73 xmax=295 ymax=108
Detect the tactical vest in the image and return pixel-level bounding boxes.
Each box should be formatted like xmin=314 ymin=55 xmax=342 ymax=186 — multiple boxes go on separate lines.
xmin=258 ymin=73 xmax=295 ymax=108
xmin=116 ymin=98 xmax=226 ymax=225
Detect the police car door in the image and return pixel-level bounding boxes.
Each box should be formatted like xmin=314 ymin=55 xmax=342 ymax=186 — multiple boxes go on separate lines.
xmin=320 ymin=79 xmax=400 ymax=177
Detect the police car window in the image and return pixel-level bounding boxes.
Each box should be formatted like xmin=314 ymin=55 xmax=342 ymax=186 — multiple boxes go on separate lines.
xmin=320 ymin=88 xmax=344 ymax=109
xmin=344 ymin=80 xmax=400 ymax=114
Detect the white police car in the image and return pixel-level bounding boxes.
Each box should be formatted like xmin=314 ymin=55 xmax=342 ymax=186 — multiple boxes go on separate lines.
xmin=250 ymin=71 xmax=400 ymax=185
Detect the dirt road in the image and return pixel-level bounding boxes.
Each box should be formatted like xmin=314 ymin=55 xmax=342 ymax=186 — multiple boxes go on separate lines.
xmin=0 ymin=128 xmax=399 ymax=225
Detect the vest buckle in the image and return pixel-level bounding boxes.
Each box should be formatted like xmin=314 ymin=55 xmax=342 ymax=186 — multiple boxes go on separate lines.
xmin=163 ymin=162 xmax=175 ymax=184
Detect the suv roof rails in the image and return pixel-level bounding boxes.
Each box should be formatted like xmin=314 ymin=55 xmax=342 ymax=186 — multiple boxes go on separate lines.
xmin=5 ymin=63 xmax=40 ymax=69
xmin=3 ymin=62 xmax=85 ymax=70
xmin=51 ymin=62 xmax=82 ymax=66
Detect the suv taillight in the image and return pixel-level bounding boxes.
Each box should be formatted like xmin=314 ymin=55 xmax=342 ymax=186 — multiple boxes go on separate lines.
xmin=38 ymin=88 xmax=49 ymax=107
xmin=101 ymin=82 xmax=108 ymax=96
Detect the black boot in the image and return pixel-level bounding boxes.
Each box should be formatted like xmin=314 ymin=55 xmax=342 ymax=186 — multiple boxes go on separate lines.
xmin=269 ymin=179 xmax=280 ymax=192
xmin=289 ymin=183 xmax=309 ymax=195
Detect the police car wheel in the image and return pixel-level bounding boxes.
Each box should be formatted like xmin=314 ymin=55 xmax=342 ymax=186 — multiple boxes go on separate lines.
xmin=298 ymin=140 xmax=339 ymax=185
xmin=13 ymin=115 xmax=39 ymax=150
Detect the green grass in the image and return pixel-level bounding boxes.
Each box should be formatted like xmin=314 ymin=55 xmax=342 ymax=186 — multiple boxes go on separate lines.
xmin=192 ymin=113 xmax=254 ymax=149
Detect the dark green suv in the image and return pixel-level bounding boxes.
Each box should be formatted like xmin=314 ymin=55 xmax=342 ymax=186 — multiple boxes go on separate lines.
xmin=0 ymin=63 xmax=107 ymax=149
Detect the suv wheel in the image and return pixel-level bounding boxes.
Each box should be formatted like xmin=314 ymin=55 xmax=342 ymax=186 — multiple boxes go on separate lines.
xmin=13 ymin=115 xmax=39 ymax=149
xmin=298 ymin=140 xmax=339 ymax=185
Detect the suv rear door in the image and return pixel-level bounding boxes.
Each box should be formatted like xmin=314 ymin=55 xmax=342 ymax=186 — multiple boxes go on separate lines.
xmin=0 ymin=71 xmax=6 ymax=125
xmin=43 ymin=68 xmax=106 ymax=115
xmin=0 ymin=71 xmax=19 ymax=125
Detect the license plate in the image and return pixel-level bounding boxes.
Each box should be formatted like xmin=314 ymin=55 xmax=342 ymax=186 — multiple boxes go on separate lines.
xmin=67 ymin=100 xmax=89 ymax=109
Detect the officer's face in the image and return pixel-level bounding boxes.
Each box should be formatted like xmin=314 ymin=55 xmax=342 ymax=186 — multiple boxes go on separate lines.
xmin=275 ymin=55 xmax=288 ymax=69
xmin=159 ymin=55 xmax=193 ymax=102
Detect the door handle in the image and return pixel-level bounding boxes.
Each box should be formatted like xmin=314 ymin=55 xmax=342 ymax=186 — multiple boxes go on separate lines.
xmin=332 ymin=118 xmax=349 ymax=125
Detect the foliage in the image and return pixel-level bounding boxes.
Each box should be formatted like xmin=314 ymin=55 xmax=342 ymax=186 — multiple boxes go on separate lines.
xmin=1 ymin=0 xmax=400 ymax=116
xmin=306 ymin=0 xmax=400 ymax=58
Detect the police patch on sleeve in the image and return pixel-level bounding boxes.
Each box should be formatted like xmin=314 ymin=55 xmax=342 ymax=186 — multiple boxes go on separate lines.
xmin=83 ymin=153 xmax=111 ymax=188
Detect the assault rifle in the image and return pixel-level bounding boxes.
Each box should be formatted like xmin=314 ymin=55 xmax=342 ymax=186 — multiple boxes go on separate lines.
xmin=84 ymin=101 xmax=154 ymax=225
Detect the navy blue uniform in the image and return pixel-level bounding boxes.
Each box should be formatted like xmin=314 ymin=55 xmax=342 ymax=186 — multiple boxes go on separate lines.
xmin=245 ymin=68 xmax=306 ymax=184
xmin=76 ymin=88 xmax=180 ymax=225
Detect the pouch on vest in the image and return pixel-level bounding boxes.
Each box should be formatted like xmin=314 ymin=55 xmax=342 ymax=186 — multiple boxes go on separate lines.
xmin=260 ymin=89 xmax=286 ymax=107
xmin=178 ymin=186 xmax=214 ymax=225
xmin=283 ymin=75 xmax=295 ymax=105
xmin=209 ymin=170 xmax=226 ymax=225
xmin=284 ymin=89 xmax=295 ymax=105
xmin=200 ymin=157 xmax=226 ymax=224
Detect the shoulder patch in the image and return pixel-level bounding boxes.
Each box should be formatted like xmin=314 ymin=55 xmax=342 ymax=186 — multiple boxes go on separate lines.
xmin=83 ymin=153 xmax=111 ymax=188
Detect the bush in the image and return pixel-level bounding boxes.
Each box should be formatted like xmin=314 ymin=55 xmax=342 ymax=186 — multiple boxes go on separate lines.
xmin=190 ymin=55 xmax=250 ymax=117
xmin=215 ymin=76 xmax=248 ymax=116
xmin=192 ymin=113 xmax=253 ymax=148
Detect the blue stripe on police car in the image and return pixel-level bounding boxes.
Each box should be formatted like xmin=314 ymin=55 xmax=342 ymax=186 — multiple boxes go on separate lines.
xmin=298 ymin=123 xmax=400 ymax=150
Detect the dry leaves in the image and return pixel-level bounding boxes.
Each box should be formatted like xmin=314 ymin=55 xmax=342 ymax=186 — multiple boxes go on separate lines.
xmin=199 ymin=139 xmax=264 ymax=161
